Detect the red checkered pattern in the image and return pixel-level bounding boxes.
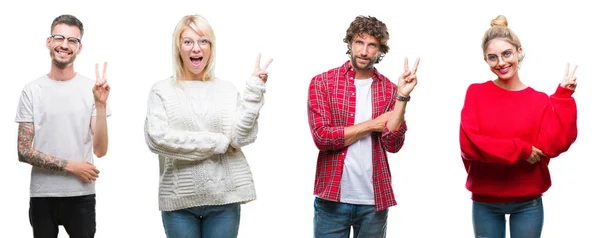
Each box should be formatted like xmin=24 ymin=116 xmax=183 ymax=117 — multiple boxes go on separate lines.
xmin=307 ymin=61 xmax=407 ymax=211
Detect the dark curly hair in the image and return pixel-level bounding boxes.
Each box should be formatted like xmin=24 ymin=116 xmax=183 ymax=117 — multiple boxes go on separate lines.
xmin=343 ymin=16 xmax=389 ymax=63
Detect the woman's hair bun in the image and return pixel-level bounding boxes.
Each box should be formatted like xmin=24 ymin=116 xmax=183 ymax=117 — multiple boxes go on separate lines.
xmin=491 ymin=15 xmax=508 ymax=27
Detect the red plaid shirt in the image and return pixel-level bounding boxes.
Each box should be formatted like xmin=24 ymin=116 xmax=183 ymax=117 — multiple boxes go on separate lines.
xmin=307 ymin=61 xmax=407 ymax=211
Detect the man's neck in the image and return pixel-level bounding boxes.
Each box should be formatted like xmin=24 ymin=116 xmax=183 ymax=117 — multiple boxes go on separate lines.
xmin=48 ymin=63 xmax=76 ymax=81
xmin=353 ymin=67 xmax=374 ymax=80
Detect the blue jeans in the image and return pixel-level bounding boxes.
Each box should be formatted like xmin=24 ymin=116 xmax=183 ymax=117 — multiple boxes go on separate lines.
xmin=161 ymin=203 xmax=241 ymax=238
xmin=472 ymin=197 xmax=544 ymax=238
xmin=313 ymin=197 xmax=388 ymax=238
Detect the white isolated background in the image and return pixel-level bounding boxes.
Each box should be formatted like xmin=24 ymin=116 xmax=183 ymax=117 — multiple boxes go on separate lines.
xmin=0 ymin=0 xmax=597 ymax=237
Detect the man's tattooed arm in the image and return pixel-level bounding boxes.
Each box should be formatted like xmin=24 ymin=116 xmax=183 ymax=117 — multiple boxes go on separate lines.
xmin=17 ymin=122 xmax=68 ymax=172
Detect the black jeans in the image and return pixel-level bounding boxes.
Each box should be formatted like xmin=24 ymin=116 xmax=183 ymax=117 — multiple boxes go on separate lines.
xmin=29 ymin=194 xmax=96 ymax=238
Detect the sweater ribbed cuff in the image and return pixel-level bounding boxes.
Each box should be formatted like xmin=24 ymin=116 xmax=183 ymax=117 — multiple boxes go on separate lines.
xmin=214 ymin=134 xmax=231 ymax=154
xmin=518 ymin=139 xmax=533 ymax=162
xmin=553 ymin=84 xmax=574 ymax=98
xmin=248 ymin=76 xmax=266 ymax=93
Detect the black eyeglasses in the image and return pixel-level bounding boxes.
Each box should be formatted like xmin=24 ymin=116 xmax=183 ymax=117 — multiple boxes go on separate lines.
xmin=50 ymin=34 xmax=81 ymax=45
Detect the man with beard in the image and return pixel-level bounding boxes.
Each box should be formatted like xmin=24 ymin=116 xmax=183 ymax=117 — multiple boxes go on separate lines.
xmin=15 ymin=14 xmax=110 ymax=238
xmin=307 ymin=15 xmax=420 ymax=237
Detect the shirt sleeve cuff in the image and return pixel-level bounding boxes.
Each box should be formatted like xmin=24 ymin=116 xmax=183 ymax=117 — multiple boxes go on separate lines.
xmin=383 ymin=121 xmax=407 ymax=136
xmin=333 ymin=126 xmax=345 ymax=148
xmin=553 ymin=84 xmax=574 ymax=98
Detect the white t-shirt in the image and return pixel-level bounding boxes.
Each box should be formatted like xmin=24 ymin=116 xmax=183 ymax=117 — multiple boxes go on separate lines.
xmin=15 ymin=73 xmax=111 ymax=197
xmin=340 ymin=78 xmax=374 ymax=205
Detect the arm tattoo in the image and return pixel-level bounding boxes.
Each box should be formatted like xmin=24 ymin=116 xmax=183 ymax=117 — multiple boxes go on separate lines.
xmin=17 ymin=123 xmax=68 ymax=172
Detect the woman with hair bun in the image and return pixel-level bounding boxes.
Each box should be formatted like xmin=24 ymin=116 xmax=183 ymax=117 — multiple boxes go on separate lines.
xmin=459 ymin=15 xmax=578 ymax=238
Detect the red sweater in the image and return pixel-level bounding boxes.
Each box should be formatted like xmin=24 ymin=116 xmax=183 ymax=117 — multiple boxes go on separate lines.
xmin=459 ymin=80 xmax=577 ymax=203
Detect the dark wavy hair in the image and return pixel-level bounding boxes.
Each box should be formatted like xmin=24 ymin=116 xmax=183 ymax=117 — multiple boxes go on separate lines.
xmin=343 ymin=15 xmax=389 ymax=63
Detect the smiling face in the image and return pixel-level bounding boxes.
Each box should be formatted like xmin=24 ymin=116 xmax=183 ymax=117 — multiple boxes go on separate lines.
xmin=484 ymin=39 xmax=522 ymax=81
xmin=179 ymin=28 xmax=211 ymax=79
xmin=47 ymin=23 xmax=82 ymax=68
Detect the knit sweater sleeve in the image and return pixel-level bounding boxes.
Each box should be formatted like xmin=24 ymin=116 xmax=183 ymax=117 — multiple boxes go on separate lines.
xmin=459 ymin=84 xmax=532 ymax=164
xmin=229 ymin=76 xmax=265 ymax=149
xmin=145 ymin=88 xmax=230 ymax=161
xmin=535 ymin=85 xmax=578 ymax=159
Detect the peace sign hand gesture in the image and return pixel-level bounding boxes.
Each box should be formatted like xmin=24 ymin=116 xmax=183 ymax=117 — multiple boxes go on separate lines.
xmin=93 ymin=62 xmax=111 ymax=105
xmin=397 ymin=57 xmax=420 ymax=97
xmin=560 ymin=63 xmax=578 ymax=91
xmin=252 ymin=53 xmax=273 ymax=83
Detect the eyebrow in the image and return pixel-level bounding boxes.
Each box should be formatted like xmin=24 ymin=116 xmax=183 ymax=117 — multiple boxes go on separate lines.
xmin=52 ymin=34 xmax=80 ymax=38
xmin=181 ymin=36 xmax=209 ymax=40
xmin=487 ymin=49 xmax=514 ymax=55
xmin=354 ymin=39 xmax=379 ymax=46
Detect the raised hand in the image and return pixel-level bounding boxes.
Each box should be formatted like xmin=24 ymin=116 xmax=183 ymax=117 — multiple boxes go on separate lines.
xmin=397 ymin=57 xmax=420 ymax=97
xmin=252 ymin=54 xmax=273 ymax=83
xmin=526 ymin=146 xmax=546 ymax=164
xmin=93 ymin=62 xmax=111 ymax=105
xmin=560 ymin=63 xmax=578 ymax=91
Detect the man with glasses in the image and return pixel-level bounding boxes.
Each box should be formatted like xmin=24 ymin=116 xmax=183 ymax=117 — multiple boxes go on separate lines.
xmin=15 ymin=14 xmax=111 ymax=238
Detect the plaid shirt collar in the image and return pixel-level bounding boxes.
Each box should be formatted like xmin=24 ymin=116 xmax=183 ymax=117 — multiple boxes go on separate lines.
xmin=341 ymin=60 xmax=386 ymax=82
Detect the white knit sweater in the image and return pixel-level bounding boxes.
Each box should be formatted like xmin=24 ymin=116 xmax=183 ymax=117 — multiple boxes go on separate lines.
xmin=144 ymin=76 xmax=265 ymax=211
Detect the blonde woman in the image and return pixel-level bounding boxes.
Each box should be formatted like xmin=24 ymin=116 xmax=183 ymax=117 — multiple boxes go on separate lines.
xmin=144 ymin=14 xmax=272 ymax=238
xmin=459 ymin=15 xmax=578 ymax=238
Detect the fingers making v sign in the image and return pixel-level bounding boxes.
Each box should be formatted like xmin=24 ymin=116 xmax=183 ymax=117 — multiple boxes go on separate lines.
xmin=397 ymin=57 xmax=421 ymax=97
xmin=560 ymin=63 xmax=578 ymax=91
xmin=93 ymin=62 xmax=111 ymax=105
xmin=252 ymin=54 xmax=273 ymax=83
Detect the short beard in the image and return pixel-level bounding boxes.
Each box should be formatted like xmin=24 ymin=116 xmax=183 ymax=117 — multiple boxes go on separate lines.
xmin=350 ymin=54 xmax=376 ymax=70
xmin=50 ymin=49 xmax=76 ymax=69
xmin=52 ymin=59 xmax=72 ymax=69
